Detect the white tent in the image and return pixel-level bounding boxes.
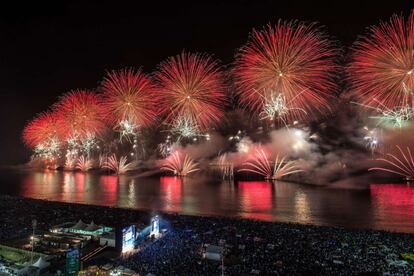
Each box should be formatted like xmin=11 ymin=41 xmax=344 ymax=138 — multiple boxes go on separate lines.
xmin=32 ymin=257 xmax=50 ymax=269
xmin=72 ymin=219 xmax=87 ymax=230
xmin=85 ymin=221 xmax=100 ymax=231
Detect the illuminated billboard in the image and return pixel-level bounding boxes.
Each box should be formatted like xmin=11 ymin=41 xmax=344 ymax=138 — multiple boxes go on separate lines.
xmin=66 ymin=247 xmax=79 ymax=276
xmin=150 ymin=216 xmax=160 ymax=237
xmin=121 ymin=225 xmax=135 ymax=253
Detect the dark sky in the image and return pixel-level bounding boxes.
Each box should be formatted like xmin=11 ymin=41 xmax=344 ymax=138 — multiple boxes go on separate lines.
xmin=0 ymin=1 xmax=413 ymax=166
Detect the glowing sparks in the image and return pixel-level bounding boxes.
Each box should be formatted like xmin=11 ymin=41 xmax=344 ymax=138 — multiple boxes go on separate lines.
xmin=116 ymin=119 xmax=139 ymax=143
xmin=369 ymin=146 xmax=414 ymax=180
xmin=76 ymin=156 xmax=94 ymax=172
xmin=171 ymin=117 xmax=200 ymax=139
xmin=156 ymin=52 xmax=227 ymax=130
xmin=80 ymin=133 xmax=97 ymax=156
xmin=210 ymin=153 xmax=234 ymax=180
xmin=259 ymin=93 xmax=307 ymax=127
xmin=237 ymin=137 xmax=252 ymax=153
xmin=354 ymin=100 xmax=413 ymax=128
xmin=103 ymin=154 xmax=138 ymax=174
xmin=363 ymin=126 xmax=380 ymax=154
xmin=23 ymin=111 xmax=65 ymax=149
xmin=238 ymin=148 xmax=303 ymax=180
xmin=100 ymin=68 xmax=160 ymax=135
xmin=54 ymin=90 xmax=105 ymax=139
xmin=32 ymin=137 xmax=61 ymax=164
xmin=234 ymin=20 xmax=338 ymax=123
xmin=160 ymin=151 xmax=199 ymax=176
xmin=371 ymin=105 xmax=413 ymax=128
xmin=349 ymin=10 xmax=414 ymax=111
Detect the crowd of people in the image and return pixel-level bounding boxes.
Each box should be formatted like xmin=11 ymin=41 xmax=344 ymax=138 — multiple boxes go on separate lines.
xmin=1 ymin=194 xmax=413 ymax=275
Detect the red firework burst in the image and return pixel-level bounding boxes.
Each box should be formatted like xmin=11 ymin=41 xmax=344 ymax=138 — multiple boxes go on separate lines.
xmin=348 ymin=10 xmax=414 ymax=110
xmin=234 ymin=20 xmax=338 ymax=123
xmin=100 ymin=68 xmax=160 ymax=127
xmin=23 ymin=111 xmax=66 ymax=148
xmin=54 ymin=90 xmax=106 ymax=139
xmin=155 ymin=52 xmax=227 ymax=130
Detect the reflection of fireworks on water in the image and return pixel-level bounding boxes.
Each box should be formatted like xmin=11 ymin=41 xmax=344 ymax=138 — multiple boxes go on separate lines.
xmin=369 ymin=145 xmax=414 ymax=181
xmin=160 ymin=151 xmax=199 ymax=176
xmin=210 ymin=153 xmax=234 ymax=180
xmin=238 ymin=148 xmax=303 ymax=180
xmin=76 ymin=156 xmax=94 ymax=172
xmin=259 ymin=93 xmax=307 ymax=127
xmin=103 ymin=154 xmax=138 ymax=174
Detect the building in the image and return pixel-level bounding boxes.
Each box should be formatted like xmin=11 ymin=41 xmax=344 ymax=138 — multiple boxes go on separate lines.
xmin=51 ymin=220 xmax=113 ymax=238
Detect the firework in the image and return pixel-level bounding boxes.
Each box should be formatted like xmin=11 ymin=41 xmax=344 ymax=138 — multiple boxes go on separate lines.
xmin=156 ymin=52 xmax=227 ymax=131
xmin=363 ymin=126 xmax=380 ymax=155
xmin=210 ymin=153 xmax=234 ymax=180
xmin=238 ymin=148 xmax=302 ymax=180
xmin=158 ymin=135 xmax=177 ymax=157
xmin=160 ymin=151 xmax=199 ymax=176
xmin=23 ymin=111 xmax=65 ymax=148
xmin=234 ymin=20 xmax=338 ymax=123
xmin=80 ymin=133 xmax=98 ymax=157
xmin=348 ymin=10 xmax=414 ymax=111
xmin=98 ymin=154 xmax=108 ymax=169
xmin=116 ymin=119 xmax=139 ymax=143
xmin=65 ymin=156 xmax=76 ymax=170
xmin=354 ymin=100 xmax=413 ymax=128
xmin=54 ymin=90 xmax=106 ymax=140
xmin=170 ymin=116 xmax=212 ymax=142
xmin=32 ymin=137 xmax=60 ymax=158
xmin=76 ymin=156 xmax=94 ymax=172
xmin=100 ymin=68 xmax=160 ymax=141
xmin=103 ymin=154 xmax=138 ymax=174
xmin=259 ymin=94 xmax=307 ymax=127
xmin=369 ymin=146 xmax=414 ymax=180
xmin=237 ymin=137 xmax=252 ymax=153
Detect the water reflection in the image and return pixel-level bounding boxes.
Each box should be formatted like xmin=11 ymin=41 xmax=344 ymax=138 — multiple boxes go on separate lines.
xmin=370 ymin=184 xmax=414 ymax=232
xmin=237 ymin=181 xmax=273 ymax=220
xmin=8 ymin=170 xmax=414 ymax=233
xmin=160 ymin=176 xmax=182 ymax=213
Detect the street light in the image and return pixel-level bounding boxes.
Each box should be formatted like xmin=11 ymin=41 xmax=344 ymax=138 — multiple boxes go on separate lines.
xmin=31 ymin=219 xmax=37 ymax=263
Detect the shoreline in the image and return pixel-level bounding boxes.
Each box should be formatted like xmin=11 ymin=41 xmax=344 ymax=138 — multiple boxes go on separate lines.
xmin=2 ymin=194 xmax=414 ymax=275
xmin=1 ymin=193 xmax=414 ymax=235
xmin=1 ymin=193 xmax=414 ymax=236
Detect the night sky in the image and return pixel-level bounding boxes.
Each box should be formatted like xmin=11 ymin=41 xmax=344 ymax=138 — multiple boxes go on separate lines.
xmin=0 ymin=1 xmax=412 ymax=166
